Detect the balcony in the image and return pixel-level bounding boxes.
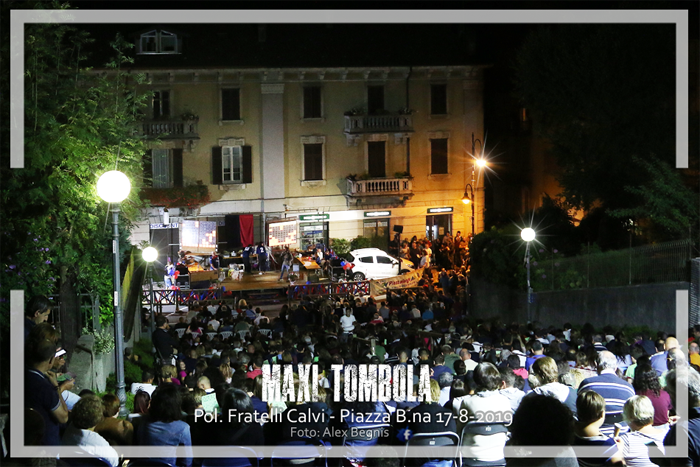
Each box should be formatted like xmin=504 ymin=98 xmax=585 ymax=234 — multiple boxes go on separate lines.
xmin=137 ymin=119 xmax=200 ymax=139
xmin=346 ymin=177 xmax=414 ymax=205
xmin=344 ymin=113 xmax=413 ymax=134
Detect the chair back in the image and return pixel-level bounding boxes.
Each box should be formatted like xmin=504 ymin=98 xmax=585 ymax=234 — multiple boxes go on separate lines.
xmin=270 ymin=438 xmax=328 ymax=467
xmin=201 ymin=446 xmax=259 ymax=467
xmin=403 ymin=431 xmax=459 ymax=467
xmin=258 ymin=329 xmax=272 ymax=338
xmin=237 ymin=330 xmax=250 ymax=340
xmin=206 ymin=332 xmax=217 ymax=341
xmin=219 ymin=331 xmax=233 ymax=340
xmin=61 ymin=450 xmax=112 ymax=467
xmin=175 ymin=328 xmax=186 ymax=338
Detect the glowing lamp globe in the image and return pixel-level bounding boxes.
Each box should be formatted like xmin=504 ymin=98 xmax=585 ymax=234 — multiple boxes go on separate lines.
xmin=475 ymin=159 xmax=487 ymax=168
xmin=142 ymin=247 xmax=158 ymax=263
xmin=521 ymin=228 xmax=536 ymax=242
xmin=461 ymin=196 xmax=471 ymax=205
xmin=97 ymin=171 xmax=131 ymax=203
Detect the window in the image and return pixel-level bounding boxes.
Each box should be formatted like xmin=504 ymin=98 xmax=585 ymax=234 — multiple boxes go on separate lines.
xmin=359 ymin=256 xmax=374 ymax=263
xmin=367 ymin=85 xmax=384 ymax=115
xmin=212 ymin=145 xmax=252 ymax=185
xmin=303 ymin=86 xmax=322 ymax=119
xmin=152 ymin=90 xmax=170 ymax=119
xmin=303 ymin=143 xmax=323 ymax=181
xmin=376 ymin=256 xmax=393 ymax=265
xmin=222 ymin=146 xmax=243 ymax=183
xmin=139 ymin=30 xmax=179 ymax=54
xmin=430 ymin=138 xmax=448 ymax=174
xmin=431 ymin=84 xmax=448 ymax=115
xmin=145 ymin=148 xmax=183 ymax=188
xmin=367 ymin=141 xmax=386 ymax=178
xmin=221 ymin=89 xmax=241 ymax=121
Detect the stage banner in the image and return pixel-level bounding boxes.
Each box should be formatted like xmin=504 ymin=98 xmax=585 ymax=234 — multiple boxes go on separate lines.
xmin=370 ymin=268 xmax=423 ymax=297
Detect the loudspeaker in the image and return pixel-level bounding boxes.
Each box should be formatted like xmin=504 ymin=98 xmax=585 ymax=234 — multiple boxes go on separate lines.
xmin=393 ymin=225 xmax=404 ymax=234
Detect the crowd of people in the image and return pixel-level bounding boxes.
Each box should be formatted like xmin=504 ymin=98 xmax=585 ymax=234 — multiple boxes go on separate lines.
xmin=391 ymin=231 xmax=470 ymax=271
xmin=19 ymin=279 xmax=700 ymax=467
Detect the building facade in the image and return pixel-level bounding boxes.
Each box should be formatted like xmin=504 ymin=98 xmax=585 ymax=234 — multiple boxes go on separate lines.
xmin=123 ymin=28 xmax=489 ymax=255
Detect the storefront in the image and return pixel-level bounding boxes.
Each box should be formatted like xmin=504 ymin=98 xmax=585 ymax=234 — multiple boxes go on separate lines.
xmin=363 ymin=210 xmax=391 ymax=251
xmin=298 ymin=213 xmax=329 ymax=251
xmin=426 ymin=207 xmax=453 ymax=240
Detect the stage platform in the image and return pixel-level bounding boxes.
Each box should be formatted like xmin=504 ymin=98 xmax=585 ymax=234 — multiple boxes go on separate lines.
xmin=220 ymin=271 xmax=292 ymax=292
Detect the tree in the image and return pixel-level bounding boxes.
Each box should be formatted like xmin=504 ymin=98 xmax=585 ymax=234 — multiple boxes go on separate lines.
xmin=0 ymin=2 xmax=149 ymax=376
xmin=514 ymin=24 xmax=696 ymax=238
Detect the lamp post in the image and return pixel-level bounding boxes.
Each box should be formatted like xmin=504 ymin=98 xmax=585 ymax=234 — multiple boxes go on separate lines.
xmin=521 ymin=227 xmax=536 ymax=323
xmin=461 ymin=184 xmax=475 ymax=238
xmin=97 ymin=170 xmax=131 ymax=417
xmin=142 ymin=246 xmax=158 ymax=340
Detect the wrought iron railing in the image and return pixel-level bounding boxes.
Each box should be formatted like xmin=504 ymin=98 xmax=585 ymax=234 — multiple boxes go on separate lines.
xmin=530 ymin=239 xmax=692 ymax=292
xmin=138 ymin=119 xmax=198 ymax=138
xmin=287 ymin=281 xmax=370 ymax=300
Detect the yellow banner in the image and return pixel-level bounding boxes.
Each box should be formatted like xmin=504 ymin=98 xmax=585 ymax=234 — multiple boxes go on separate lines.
xmin=370 ymin=268 xmax=424 ymax=297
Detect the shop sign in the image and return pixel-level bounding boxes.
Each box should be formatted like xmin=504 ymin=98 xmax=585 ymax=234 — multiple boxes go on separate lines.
xmin=427 ymin=207 xmax=454 ymax=213
xmin=149 ymin=223 xmax=179 ymax=229
xmin=299 ymin=214 xmax=329 ymax=221
xmin=364 ymin=211 xmax=391 ymax=218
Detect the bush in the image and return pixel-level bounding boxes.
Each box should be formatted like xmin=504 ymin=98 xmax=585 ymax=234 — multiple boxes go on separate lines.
xmin=124 ymin=359 xmax=143 ymax=386
xmin=330 ymin=238 xmax=351 ymax=257
xmin=350 ymin=236 xmax=372 ymax=251
xmin=133 ymin=339 xmax=154 ymax=369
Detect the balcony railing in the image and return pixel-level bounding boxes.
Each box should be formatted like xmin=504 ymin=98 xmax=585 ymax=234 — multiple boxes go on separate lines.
xmin=138 ymin=119 xmax=199 ymax=138
xmin=347 ymin=177 xmax=413 ymax=197
xmin=344 ymin=114 xmax=413 ymax=134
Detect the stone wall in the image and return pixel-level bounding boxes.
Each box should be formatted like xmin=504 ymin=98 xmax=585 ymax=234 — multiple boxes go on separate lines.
xmin=471 ymin=279 xmax=688 ymax=333
xmin=70 ymin=333 xmax=115 ymax=393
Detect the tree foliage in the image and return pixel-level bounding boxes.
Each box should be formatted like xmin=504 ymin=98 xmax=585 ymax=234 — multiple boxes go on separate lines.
xmin=514 ymin=24 xmax=695 ymax=237
xmin=1 ymin=2 xmax=149 ymax=357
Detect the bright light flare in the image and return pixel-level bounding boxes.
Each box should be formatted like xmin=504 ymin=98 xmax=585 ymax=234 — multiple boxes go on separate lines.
xmin=521 ymin=228 xmax=536 ymax=242
xmin=475 ymin=159 xmax=487 ymax=168
xmin=142 ymin=247 xmax=158 ymax=263
xmin=97 ymin=171 xmax=131 ymax=203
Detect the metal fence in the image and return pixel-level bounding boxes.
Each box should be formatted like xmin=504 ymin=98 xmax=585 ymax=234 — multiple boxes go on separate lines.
xmin=531 ymin=239 xmax=692 ymax=292
xmin=48 ymin=293 xmax=100 ymax=332
xmin=691 ymin=258 xmax=700 ymax=326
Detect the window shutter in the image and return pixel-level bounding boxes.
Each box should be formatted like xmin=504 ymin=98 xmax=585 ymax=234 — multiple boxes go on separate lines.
xmin=242 ymin=146 xmax=253 ymax=184
xmin=212 ymin=147 xmax=223 ymax=185
xmin=143 ymin=149 xmax=153 ymax=187
xmin=173 ymin=149 xmax=183 ymax=187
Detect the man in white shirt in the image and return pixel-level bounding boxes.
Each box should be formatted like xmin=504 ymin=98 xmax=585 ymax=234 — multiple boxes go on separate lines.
xmin=62 ymin=395 xmax=119 ymax=467
xmin=459 ymin=348 xmax=478 ymax=372
xmin=340 ymin=309 xmax=356 ymax=342
xmin=130 ymin=371 xmax=156 ymax=397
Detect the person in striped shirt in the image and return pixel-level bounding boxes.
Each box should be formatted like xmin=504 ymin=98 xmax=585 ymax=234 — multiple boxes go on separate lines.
xmin=616 ymin=395 xmax=667 ymax=467
xmin=578 ymin=351 xmax=636 ymax=437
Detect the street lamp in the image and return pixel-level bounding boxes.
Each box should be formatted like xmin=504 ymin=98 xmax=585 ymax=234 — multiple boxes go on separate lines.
xmin=521 ymin=227 xmax=536 ymax=323
xmin=142 ymin=246 xmax=158 ymax=341
xmin=464 ymin=133 xmax=487 ymax=240
xmin=97 ymin=170 xmax=131 ymax=417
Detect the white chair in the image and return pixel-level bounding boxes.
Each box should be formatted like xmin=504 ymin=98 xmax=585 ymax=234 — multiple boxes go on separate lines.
xmin=219 ymin=331 xmax=233 ymax=340
xmin=175 ymin=328 xmax=186 ymax=338
xmin=237 ymin=330 xmax=250 ymax=341
xmin=257 ymin=328 xmax=272 ymax=338
xmin=206 ymin=332 xmax=217 ymax=341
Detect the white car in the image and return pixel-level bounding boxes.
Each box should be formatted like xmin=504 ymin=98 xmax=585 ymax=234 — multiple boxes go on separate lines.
xmin=347 ymin=248 xmax=414 ymax=281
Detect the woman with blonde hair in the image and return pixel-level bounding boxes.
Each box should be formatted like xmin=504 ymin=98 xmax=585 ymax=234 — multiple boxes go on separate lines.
xmin=161 ymin=364 xmax=180 ymax=385
xmin=219 ymin=363 xmax=233 ymax=384
xmin=527 ymin=356 xmax=578 ymax=415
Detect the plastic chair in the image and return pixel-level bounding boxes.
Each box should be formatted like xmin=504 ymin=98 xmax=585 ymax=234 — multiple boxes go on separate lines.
xmin=237 ymin=330 xmax=250 ymax=341
xmin=206 ymin=332 xmax=217 ymax=341
xmin=175 ymin=328 xmax=186 ymax=338
xmin=342 ymin=423 xmax=391 ymax=465
xmin=460 ymin=422 xmax=509 ymax=467
xmin=403 ymin=431 xmax=460 ymax=467
xmin=257 ymin=329 xmax=272 ymax=338
xmin=219 ymin=331 xmax=233 ymax=340
xmin=270 ymin=438 xmax=329 ymax=467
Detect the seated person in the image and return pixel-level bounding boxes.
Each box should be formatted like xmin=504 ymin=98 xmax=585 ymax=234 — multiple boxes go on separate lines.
xmin=617 ymin=395 xmax=667 ymax=466
xmin=62 ymin=395 xmax=120 ymax=467
xmin=135 ymin=384 xmax=193 ymax=467
xmin=94 ymin=393 xmax=134 ymax=446
xmin=573 ymin=390 xmax=623 ymax=466
xmin=131 ymin=370 xmax=156 ymax=397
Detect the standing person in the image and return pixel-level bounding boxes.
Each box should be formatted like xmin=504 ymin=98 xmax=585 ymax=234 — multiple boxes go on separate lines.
xmin=278 ymin=247 xmax=293 ymax=281
xmin=209 ymin=251 xmax=220 ymax=271
xmin=164 ymin=259 xmax=175 ymax=288
xmin=255 ymin=242 xmax=267 ymax=275
xmin=242 ymin=244 xmax=253 ymax=274
xmin=25 ymin=295 xmax=52 ymax=340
